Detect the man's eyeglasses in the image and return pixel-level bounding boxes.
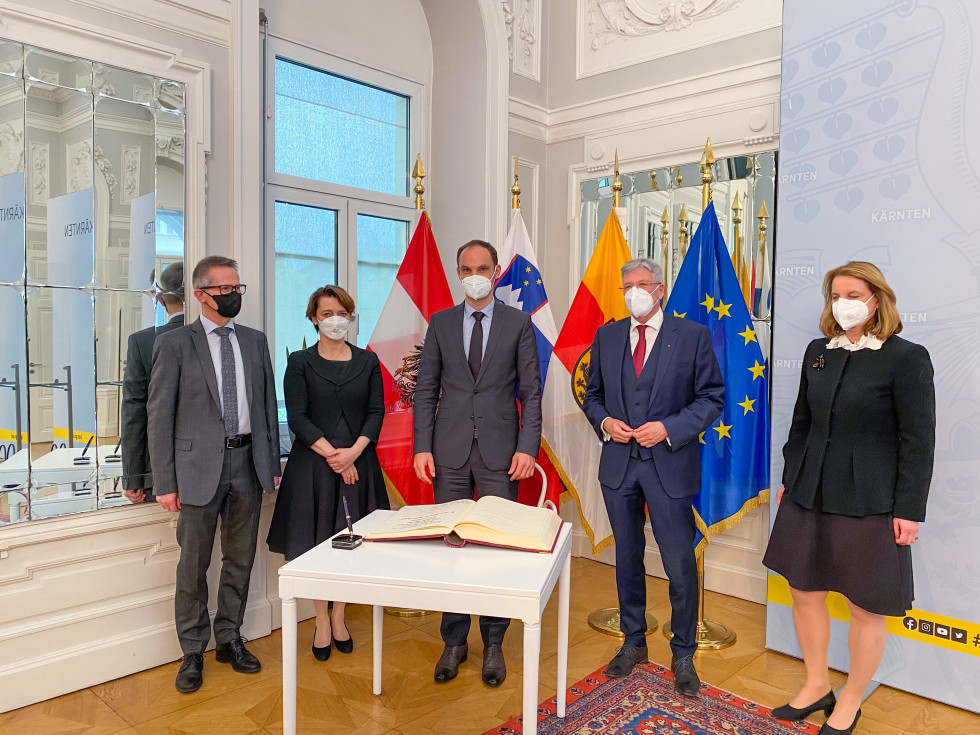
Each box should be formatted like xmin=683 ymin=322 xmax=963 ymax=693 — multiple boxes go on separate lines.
xmin=199 ymin=284 xmax=247 ymax=295
xmin=618 ymin=282 xmax=662 ymax=292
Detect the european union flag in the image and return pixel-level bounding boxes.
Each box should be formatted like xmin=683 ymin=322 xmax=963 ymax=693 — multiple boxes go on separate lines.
xmin=495 ymin=253 xmax=552 ymax=392
xmin=665 ymin=201 xmax=770 ymax=553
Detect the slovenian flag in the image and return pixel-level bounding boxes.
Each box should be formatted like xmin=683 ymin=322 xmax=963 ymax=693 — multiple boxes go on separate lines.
xmin=494 ymin=209 xmax=565 ymax=508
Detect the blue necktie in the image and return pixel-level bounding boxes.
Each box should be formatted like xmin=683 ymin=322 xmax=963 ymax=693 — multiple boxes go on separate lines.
xmin=213 ymin=327 xmax=238 ymax=436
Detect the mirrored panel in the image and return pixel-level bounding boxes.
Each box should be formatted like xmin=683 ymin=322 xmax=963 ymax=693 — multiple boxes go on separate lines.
xmin=0 ymin=285 xmax=29 ymax=501
xmin=580 ymin=152 xmax=778 ymax=354
xmin=0 ymin=37 xmax=186 ymax=522
xmin=94 ymin=96 xmax=156 ymax=288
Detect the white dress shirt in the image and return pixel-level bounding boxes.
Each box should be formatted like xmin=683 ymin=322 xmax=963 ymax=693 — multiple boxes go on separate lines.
xmin=199 ymin=314 xmax=251 ymax=435
xmin=601 ymin=308 xmax=666 ymax=442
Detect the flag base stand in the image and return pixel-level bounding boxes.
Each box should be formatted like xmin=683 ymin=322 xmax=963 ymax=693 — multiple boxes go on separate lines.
xmin=383 ymin=608 xmax=432 ymax=617
xmin=661 ymin=549 xmax=736 ymax=649
xmin=662 ymin=618 xmax=737 ymax=650
xmin=587 ymin=608 xmax=658 ymax=637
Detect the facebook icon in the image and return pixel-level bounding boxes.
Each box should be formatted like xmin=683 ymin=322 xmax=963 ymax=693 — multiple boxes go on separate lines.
xmin=903 ymin=617 xmax=918 ymax=632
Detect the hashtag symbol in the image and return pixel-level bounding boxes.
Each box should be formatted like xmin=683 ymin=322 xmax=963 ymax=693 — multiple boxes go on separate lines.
xmin=973 ymin=634 xmax=980 ymax=647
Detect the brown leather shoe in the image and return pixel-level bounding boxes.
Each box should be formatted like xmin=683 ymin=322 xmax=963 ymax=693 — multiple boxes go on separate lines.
xmin=434 ymin=644 xmax=468 ymax=683
xmin=482 ymin=644 xmax=506 ymax=687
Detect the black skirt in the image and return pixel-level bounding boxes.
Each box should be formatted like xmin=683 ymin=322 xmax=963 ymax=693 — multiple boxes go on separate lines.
xmin=763 ymin=499 xmax=914 ymax=616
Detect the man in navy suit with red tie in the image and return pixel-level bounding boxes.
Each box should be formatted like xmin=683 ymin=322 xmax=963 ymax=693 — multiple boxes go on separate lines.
xmin=582 ymin=258 xmax=724 ymax=696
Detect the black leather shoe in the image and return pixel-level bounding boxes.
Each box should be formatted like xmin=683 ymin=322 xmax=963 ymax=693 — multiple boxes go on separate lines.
xmin=215 ymin=637 xmax=261 ymax=674
xmin=482 ymin=644 xmax=506 ymax=687
xmin=671 ymin=655 xmax=701 ymax=697
xmin=312 ymin=627 xmax=331 ymax=662
xmin=333 ymin=623 xmax=353 ymax=655
xmin=819 ymin=708 xmax=861 ymax=735
xmin=604 ymin=642 xmax=648 ymax=678
xmin=434 ymin=644 xmax=468 ymax=683
xmin=772 ymin=690 xmax=836 ymax=721
xmin=175 ymin=654 xmax=203 ymax=693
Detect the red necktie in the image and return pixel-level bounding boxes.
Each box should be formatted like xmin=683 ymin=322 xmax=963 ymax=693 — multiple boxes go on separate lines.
xmin=633 ymin=325 xmax=647 ymax=376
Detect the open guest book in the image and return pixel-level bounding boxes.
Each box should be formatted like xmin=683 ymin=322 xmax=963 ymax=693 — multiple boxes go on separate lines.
xmin=363 ymin=496 xmax=562 ymax=552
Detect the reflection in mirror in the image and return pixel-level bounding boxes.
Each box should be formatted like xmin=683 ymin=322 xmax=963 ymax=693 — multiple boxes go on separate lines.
xmin=1 ymin=38 xmax=186 ymax=522
xmin=0 ymin=286 xmax=29 ymax=517
xmin=580 ymin=151 xmax=777 ymax=355
xmin=94 ymin=96 xmax=155 ymax=289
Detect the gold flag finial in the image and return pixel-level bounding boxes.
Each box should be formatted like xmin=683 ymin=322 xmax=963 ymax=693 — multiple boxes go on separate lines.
xmin=511 ymin=156 xmax=522 ymax=210
xmin=612 ymin=149 xmax=623 ymax=208
xmin=679 ymin=203 xmax=690 ymax=258
xmin=700 ymin=138 xmax=715 ymax=210
xmin=756 ymin=201 xmax=770 ymax=220
xmin=756 ymin=200 xmax=770 ymax=276
xmin=649 ymin=169 xmax=659 ymax=191
xmin=660 ymin=205 xmax=670 ymax=275
xmin=412 ymin=154 xmax=426 ymax=210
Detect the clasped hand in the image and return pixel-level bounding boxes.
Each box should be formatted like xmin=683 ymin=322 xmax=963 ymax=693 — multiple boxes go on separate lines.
xmin=327 ymin=447 xmax=360 ymax=485
xmin=606 ymin=419 xmax=668 ymax=447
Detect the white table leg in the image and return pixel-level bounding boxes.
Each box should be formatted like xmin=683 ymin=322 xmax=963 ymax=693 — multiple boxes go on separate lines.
xmin=281 ymin=596 xmax=297 ymax=735
xmin=556 ymin=551 xmax=570 ymax=718
xmin=523 ymin=620 xmax=541 ymax=735
xmin=372 ymin=604 xmax=383 ymax=695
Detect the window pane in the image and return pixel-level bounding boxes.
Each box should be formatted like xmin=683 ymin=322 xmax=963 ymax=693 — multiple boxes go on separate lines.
xmin=275 ymin=58 xmax=409 ymax=196
xmin=274 ymin=201 xmax=337 ymax=420
xmin=356 ymin=214 xmax=408 ymax=347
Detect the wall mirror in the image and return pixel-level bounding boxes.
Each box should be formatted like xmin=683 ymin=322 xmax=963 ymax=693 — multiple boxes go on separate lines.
xmin=0 ymin=40 xmax=185 ymax=525
xmin=579 ymin=151 xmax=776 ymax=349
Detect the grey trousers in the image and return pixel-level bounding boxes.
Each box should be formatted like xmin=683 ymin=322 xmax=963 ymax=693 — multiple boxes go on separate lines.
xmin=174 ymin=444 xmax=262 ymax=654
xmin=433 ymin=438 xmax=518 ymax=647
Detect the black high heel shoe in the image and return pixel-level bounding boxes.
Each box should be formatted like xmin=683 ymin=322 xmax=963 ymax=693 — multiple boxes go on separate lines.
xmin=312 ymin=626 xmax=331 ymax=661
xmin=819 ymin=708 xmax=861 ymax=735
xmin=333 ymin=623 xmax=353 ymax=655
xmin=771 ymin=690 xmax=836 ymax=721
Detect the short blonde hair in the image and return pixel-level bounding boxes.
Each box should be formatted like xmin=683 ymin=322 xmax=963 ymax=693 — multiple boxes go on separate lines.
xmin=818 ymin=261 xmax=902 ymax=340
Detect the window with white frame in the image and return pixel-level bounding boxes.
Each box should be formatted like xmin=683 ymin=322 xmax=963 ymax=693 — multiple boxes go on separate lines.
xmin=264 ymin=38 xmax=424 ymax=424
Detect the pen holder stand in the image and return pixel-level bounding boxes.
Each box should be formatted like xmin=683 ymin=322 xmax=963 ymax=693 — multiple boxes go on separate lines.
xmin=332 ymin=534 xmax=363 ymax=550
xmin=73 ymin=457 xmax=92 ymax=465
xmin=104 ymin=455 xmax=122 ymax=463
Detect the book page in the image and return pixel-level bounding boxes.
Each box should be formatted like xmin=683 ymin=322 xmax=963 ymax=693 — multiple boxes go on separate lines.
xmin=365 ymin=499 xmax=474 ymax=539
xmin=455 ymin=496 xmax=561 ymax=550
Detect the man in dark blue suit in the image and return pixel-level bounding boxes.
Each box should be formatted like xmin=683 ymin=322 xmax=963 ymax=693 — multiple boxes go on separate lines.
xmin=582 ymin=258 xmax=724 ymax=696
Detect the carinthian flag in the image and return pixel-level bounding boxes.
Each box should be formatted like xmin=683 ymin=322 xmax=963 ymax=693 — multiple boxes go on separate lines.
xmin=494 ymin=209 xmax=565 ymax=508
xmin=665 ymin=201 xmax=770 ymax=554
xmin=367 ymin=211 xmax=453 ymax=506
xmin=547 ymin=209 xmax=630 ymax=553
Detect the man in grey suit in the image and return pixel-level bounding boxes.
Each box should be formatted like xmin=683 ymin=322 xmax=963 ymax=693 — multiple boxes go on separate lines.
xmin=148 ymin=255 xmax=280 ymax=694
xmin=413 ymin=239 xmax=542 ymax=688
xmin=122 ymin=261 xmax=185 ymax=504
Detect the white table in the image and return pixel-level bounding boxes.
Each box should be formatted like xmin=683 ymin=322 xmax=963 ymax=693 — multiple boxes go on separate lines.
xmin=278 ymin=509 xmax=572 ymax=735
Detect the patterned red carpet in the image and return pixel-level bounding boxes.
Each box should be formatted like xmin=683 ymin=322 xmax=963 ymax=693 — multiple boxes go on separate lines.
xmin=484 ymin=661 xmax=822 ymax=735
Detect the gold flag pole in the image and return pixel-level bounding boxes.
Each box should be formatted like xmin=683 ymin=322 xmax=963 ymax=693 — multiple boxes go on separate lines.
xmin=660 ymin=205 xmax=670 ymax=293
xmin=588 ymin=148 xmax=658 ymax=639
xmin=678 ymin=204 xmax=689 ymax=259
xmin=732 ymin=192 xmax=751 ymax=309
xmin=385 ymin=153 xmax=432 ymax=619
xmin=412 ymin=153 xmax=426 ymax=210
xmin=661 ymin=138 xmax=736 ymax=650
xmin=512 ymin=156 xmax=521 ymax=210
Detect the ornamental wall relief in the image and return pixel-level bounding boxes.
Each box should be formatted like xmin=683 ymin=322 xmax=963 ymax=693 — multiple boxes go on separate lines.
xmin=578 ymin=0 xmax=780 ymax=79
xmin=502 ymin=0 xmax=541 ymax=82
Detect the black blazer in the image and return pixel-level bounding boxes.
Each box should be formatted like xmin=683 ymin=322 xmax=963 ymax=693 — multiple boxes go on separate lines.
xmin=782 ymin=336 xmax=935 ymax=521
xmin=120 ymin=313 xmax=184 ymax=491
xmin=284 ymin=344 xmax=384 ymax=448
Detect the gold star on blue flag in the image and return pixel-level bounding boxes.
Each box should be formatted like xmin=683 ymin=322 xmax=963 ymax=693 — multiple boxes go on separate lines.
xmin=664 ymin=201 xmax=770 ymax=554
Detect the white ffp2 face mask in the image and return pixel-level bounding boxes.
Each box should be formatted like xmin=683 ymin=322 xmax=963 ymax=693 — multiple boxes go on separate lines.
xmin=832 ymin=295 xmax=874 ymax=331
xmin=461 ymin=274 xmax=493 ymax=300
xmin=624 ymin=286 xmax=655 ymax=319
xmin=318 ymin=315 xmax=350 ymax=341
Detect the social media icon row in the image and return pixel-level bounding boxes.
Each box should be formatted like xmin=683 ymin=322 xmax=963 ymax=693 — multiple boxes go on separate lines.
xmin=903 ymin=617 xmax=968 ymax=644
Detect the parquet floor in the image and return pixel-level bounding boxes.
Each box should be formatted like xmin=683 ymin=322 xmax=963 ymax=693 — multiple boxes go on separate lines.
xmin=1 ymin=558 xmax=977 ymax=735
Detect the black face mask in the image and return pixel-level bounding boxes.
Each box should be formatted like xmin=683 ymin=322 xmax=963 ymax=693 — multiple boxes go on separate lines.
xmin=211 ymin=291 xmax=242 ymax=318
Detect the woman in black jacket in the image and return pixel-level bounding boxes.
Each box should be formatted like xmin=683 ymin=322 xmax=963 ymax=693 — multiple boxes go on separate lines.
xmin=764 ymin=262 xmax=935 ymax=735
xmin=267 ymin=285 xmax=389 ymax=661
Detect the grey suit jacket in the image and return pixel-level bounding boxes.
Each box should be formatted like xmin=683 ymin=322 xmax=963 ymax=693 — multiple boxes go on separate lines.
xmin=121 ymin=313 xmax=184 ymax=491
xmin=147 ymin=318 xmax=280 ymax=505
xmin=413 ymin=301 xmax=542 ymax=471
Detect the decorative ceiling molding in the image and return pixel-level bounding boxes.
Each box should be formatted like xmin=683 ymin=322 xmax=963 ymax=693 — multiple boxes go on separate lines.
xmin=502 ymin=0 xmax=541 ymax=82
xmin=57 ymin=0 xmax=232 ymax=48
xmin=577 ymin=0 xmax=781 ymax=79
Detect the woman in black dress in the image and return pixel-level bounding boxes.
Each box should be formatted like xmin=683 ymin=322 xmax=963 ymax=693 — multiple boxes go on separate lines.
xmin=268 ymin=285 xmax=389 ymax=660
xmin=764 ymin=262 xmax=935 ymax=735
